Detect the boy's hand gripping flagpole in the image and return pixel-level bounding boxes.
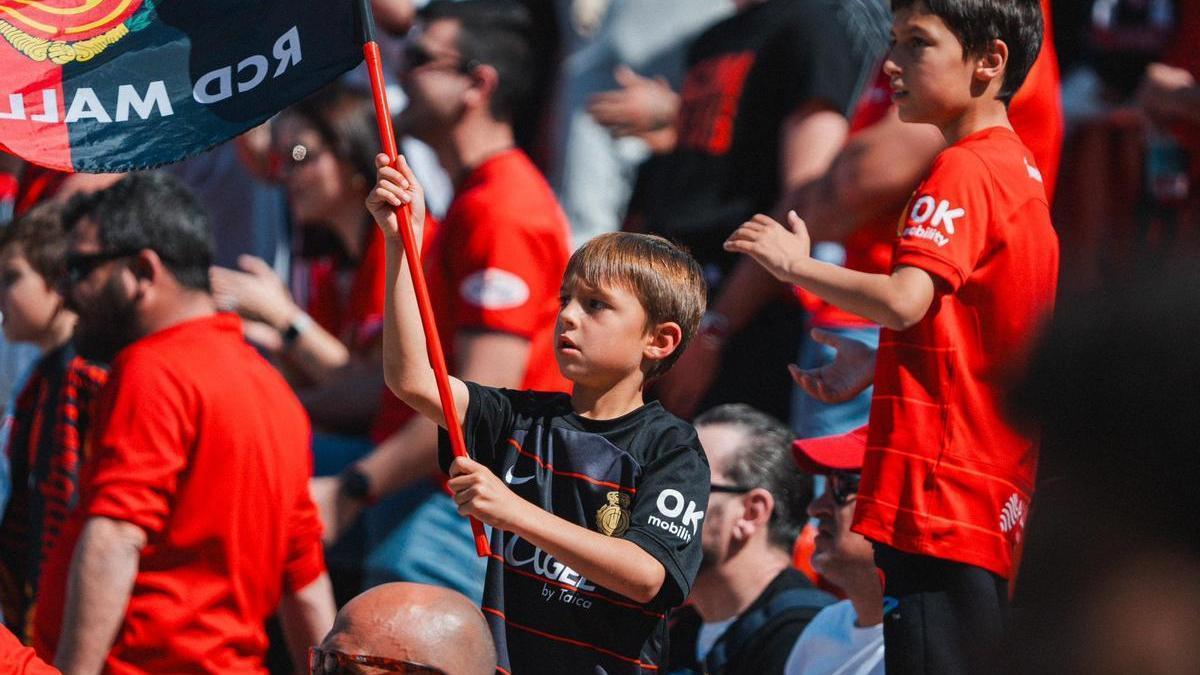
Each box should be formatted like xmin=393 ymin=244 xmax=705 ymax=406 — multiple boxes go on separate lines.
xmin=357 ymin=0 xmax=490 ymax=557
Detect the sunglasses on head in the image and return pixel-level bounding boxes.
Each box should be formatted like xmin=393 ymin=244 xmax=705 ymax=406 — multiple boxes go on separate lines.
xmin=827 ymin=471 xmax=860 ymax=506
xmin=64 ymin=249 xmax=140 ymax=286
xmin=308 ymin=647 xmax=446 ymax=674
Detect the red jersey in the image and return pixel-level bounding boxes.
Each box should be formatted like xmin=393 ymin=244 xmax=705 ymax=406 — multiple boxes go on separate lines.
xmin=0 ymin=625 xmax=56 ymax=675
xmin=1008 ymin=0 xmax=1063 ymax=202
xmin=852 ymin=127 xmax=1059 ymax=579
xmin=303 ymin=224 xmax=388 ymax=353
xmin=371 ymin=149 xmax=572 ymax=442
xmin=34 ymin=314 xmax=324 ymax=673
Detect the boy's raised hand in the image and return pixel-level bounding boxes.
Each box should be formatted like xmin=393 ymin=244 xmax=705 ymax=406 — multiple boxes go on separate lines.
xmin=724 ymin=211 xmax=812 ymax=283
xmin=448 ymin=456 xmax=528 ymax=532
xmin=366 ymin=153 xmax=426 ymax=246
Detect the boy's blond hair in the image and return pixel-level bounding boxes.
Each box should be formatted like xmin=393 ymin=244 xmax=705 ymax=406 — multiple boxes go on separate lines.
xmin=562 ymin=232 xmax=706 ymax=379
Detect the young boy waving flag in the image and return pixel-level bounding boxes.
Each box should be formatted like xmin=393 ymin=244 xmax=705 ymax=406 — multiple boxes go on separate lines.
xmin=368 ymin=153 xmax=711 ymax=674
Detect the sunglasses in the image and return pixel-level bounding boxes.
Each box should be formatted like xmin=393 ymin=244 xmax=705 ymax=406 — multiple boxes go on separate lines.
xmin=64 ymin=249 xmax=140 ymax=285
xmin=827 ymin=471 xmax=860 ymax=506
xmin=308 ymin=647 xmax=445 ymax=674
xmin=710 ymin=483 xmax=754 ymax=494
xmin=401 ymin=42 xmax=477 ymax=74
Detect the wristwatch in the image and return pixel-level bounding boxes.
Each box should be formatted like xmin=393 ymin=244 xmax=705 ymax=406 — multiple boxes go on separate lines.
xmin=338 ymin=466 xmax=378 ymax=506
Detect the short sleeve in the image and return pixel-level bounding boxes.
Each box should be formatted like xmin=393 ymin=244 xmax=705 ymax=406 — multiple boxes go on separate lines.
xmin=621 ymin=444 xmax=711 ymax=608
xmin=284 ymin=462 xmax=326 ymax=593
xmin=894 ymin=148 xmax=992 ymax=291
xmin=82 ymin=352 xmax=192 ymax=536
xmin=438 ymin=382 xmax=516 ymax=475
xmin=447 ymin=199 xmax=565 ymax=339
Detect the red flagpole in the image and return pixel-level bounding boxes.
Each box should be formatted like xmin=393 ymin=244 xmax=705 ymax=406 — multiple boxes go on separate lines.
xmin=358 ymin=5 xmax=489 ymax=557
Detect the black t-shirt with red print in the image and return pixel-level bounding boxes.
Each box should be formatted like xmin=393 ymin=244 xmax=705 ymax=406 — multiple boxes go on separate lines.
xmin=439 ymin=382 xmax=710 ymax=674
xmin=640 ymin=0 xmax=887 ymax=270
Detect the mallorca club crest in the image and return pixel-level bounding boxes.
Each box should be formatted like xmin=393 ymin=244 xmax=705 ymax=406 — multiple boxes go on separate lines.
xmin=596 ymin=491 xmax=631 ymax=537
xmin=0 ymin=0 xmax=158 ymax=64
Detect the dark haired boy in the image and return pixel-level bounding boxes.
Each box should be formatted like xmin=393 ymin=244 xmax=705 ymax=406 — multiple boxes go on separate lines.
xmin=369 ymin=154 xmax=711 ymax=674
xmin=726 ymin=1 xmax=1059 ymax=672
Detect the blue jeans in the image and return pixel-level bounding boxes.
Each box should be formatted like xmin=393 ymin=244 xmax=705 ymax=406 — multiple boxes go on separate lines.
xmin=790 ymin=324 xmax=880 ymax=438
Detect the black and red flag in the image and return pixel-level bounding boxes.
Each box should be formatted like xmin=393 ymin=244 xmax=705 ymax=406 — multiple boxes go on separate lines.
xmin=0 ymin=0 xmax=363 ymax=172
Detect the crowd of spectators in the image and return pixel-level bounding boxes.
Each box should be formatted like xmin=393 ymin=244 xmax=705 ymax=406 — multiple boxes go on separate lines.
xmin=0 ymin=0 xmax=1196 ymax=673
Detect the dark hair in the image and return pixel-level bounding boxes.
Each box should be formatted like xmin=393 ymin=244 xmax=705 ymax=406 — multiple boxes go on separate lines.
xmin=0 ymin=201 xmax=68 ymax=284
xmin=282 ymin=82 xmax=378 ymax=188
xmin=892 ymin=0 xmax=1043 ymax=103
xmin=695 ymin=404 xmax=812 ymax=552
xmin=62 ymin=172 xmax=214 ymax=291
xmin=562 ymin=232 xmax=706 ymax=379
xmin=419 ymin=0 xmax=535 ymax=122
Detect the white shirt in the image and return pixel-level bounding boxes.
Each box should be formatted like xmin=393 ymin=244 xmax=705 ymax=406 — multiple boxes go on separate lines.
xmin=784 ymin=600 xmax=884 ymax=675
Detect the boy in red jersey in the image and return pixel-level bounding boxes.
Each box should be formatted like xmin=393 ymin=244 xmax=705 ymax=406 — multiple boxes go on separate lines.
xmin=725 ymin=1 xmax=1059 ymax=672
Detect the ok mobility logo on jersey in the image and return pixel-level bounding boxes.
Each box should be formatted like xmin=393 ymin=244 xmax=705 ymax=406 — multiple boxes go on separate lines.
xmin=0 ymin=1 xmax=362 ymax=172
xmin=647 ymin=489 xmax=703 ymax=542
xmin=901 ymin=194 xmax=965 ymax=248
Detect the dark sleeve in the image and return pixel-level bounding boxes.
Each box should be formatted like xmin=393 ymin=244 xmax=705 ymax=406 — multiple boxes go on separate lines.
xmin=437 ymin=381 xmax=516 ymax=474
xmin=621 ymin=442 xmax=710 ymax=609
xmin=735 ymin=615 xmax=814 ymax=674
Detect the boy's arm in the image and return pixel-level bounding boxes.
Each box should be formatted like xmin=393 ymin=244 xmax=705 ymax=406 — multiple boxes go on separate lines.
xmin=447 ymin=456 xmax=666 ymax=604
xmin=368 ymin=153 xmax=469 ymax=429
xmin=726 ymin=212 xmax=935 ymax=331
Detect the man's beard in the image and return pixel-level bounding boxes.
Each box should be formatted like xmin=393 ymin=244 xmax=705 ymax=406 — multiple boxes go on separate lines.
xmin=71 ymin=280 xmax=140 ymax=364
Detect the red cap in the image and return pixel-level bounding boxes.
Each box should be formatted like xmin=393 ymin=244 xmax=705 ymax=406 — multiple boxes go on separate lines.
xmin=791 ymin=426 xmax=868 ymax=474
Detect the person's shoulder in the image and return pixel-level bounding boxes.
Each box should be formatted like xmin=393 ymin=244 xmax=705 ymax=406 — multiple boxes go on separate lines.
xmin=639 ymin=405 xmax=705 ymax=456
xmin=928 ymin=142 xmax=993 ymax=181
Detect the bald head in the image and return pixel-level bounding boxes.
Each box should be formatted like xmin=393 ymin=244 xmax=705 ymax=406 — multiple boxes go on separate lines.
xmin=319 ymin=583 xmax=495 ymax=675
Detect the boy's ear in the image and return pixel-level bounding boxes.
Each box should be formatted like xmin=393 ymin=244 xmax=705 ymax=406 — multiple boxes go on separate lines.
xmin=643 ymin=321 xmax=683 ymax=362
xmin=975 ymin=38 xmax=1009 ymax=86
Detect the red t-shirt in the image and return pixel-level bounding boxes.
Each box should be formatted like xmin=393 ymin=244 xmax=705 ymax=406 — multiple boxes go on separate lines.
xmin=371 ymin=149 xmax=572 ymax=442
xmin=852 ymin=127 xmax=1059 ymax=579
xmin=303 ymin=225 xmax=389 ymax=353
xmin=33 ymin=314 xmax=324 ymax=673
xmin=0 ymin=625 xmax=56 ymax=675
xmin=1008 ymin=0 xmax=1063 ymax=202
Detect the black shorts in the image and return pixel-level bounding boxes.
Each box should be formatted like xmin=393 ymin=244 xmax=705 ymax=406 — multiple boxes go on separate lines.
xmin=874 ymin=544 xmax=1010 ymax=675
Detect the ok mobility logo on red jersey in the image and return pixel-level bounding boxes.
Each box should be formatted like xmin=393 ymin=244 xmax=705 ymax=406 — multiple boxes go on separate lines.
xmin=0 ymin=0 xmax=362 ymax=172
xmin=901 ymin=194 xmax=966 ymax=248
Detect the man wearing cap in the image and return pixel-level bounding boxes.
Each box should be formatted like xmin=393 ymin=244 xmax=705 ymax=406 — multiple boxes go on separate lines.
xmin=668 ymin=404 xmax=834 ymax=674
xmin=785 ymin=426 xmax=884 ymax=675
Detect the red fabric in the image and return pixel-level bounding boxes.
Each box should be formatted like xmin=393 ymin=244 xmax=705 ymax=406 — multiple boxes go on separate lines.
xmin=1163 ymin=0 xmax=1200 ymax=180
xmin=13 ymin=166 xmax=67 ymax=218
xmin=853 ymin=127 xmax=1059 ymax=579
xmin=304 ymin=225 xmax=390 ymax=353
xmin=1008 ymin=0 xmax=1063 ymax=202
xmin=0 ymin=625 xmax=57 ymax=675
xmin=372 ymin=149 xmax=572 ymax=442
xmin=33 ymin=314 xmax=324 ymax=673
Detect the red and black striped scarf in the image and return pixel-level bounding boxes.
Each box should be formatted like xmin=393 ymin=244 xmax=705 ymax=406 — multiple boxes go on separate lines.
xmin=0 ymin=345 xmax=107 ymax=639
